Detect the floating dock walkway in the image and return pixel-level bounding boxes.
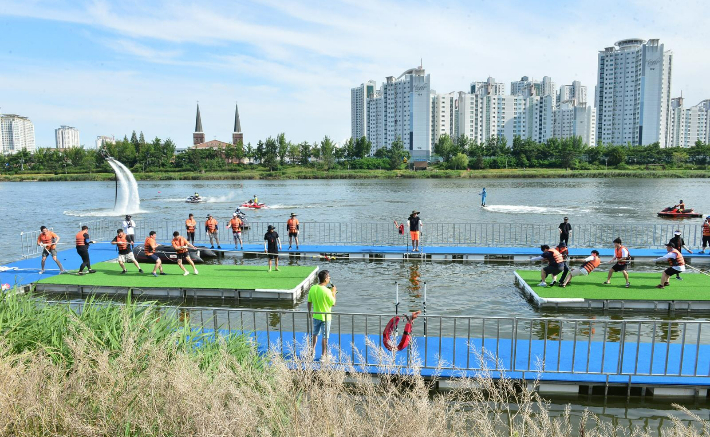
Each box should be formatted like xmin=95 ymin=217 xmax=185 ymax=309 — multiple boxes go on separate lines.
xmin=515 ymin=270 xmax=710 ymax=311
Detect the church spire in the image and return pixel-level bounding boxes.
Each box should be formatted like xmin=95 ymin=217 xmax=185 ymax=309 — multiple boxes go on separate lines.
xmin=193 ymin=102 xmax=205 ymax=145
xmin=233 ymin=102 xmax=242 ymax=133
xmin=195 ymin=103 xmax=203 ymax=132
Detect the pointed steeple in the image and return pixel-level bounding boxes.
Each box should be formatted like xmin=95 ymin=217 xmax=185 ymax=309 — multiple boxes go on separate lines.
xmin=233 ymin=102 xmax=242 ymax=133
xmin=195 ymin=103 xmax=203 ymax=133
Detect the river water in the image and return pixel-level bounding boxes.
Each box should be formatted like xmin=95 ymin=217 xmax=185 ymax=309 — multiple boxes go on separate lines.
xmin=1 ymin=178 xmax=710 ymax=432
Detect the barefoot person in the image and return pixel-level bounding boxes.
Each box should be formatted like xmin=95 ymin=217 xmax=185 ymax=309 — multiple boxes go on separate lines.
xmin=111 ymin=229 xmax=142 ymax=274
xmin=205 ymin=214 xmax=221 ymax=249
xmin=185 ymin=213 xmax=197 ymax=244
xmin=308 ymin=269 xmax=337 ymax=359
xmin=264 ymin=225 xmax=281 ymax=271
xmin=604 ymin=238 xmax=631 ymax=288
xmin=144 ymin=231 xmax=165 ymax=277
xmin=172 ymin=231 xmax=199 ymax=276
xmin=561 ymin=250 xmax=601 ymax=287
xmin=228 ymin=213 xmax=244 ymax=250
xmin=654 ymin=243 xmax=685 ymax=289
xmin=407 ymin=211 xmax=423 ymax=252
xmin=287 ymin=213 xmax=300 ymax=250
xmin=37 ymin=226 xmax=66 ymax=274
xmin=75 ymin=225 xmax=96 ymax=274
xmin=668 ymin=229 xmax=693 ymax=280
xmin=530 ymin=244 xmax=564 ymax=287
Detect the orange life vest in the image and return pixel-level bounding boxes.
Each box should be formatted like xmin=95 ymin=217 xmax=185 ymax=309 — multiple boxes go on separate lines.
xmin=229 ymin=217 xmax=242 ymax=232
xmin=38 ymin=231 xmax=58 ymax=250
xmin=206 ymin=218 xmax=218 ymax=232
xmin=75 ymin=230 xmax=88 ymax=246
xmin=185 ymin=218 xmax=196 ymax=232
xmin=547 ymin=248 xmax=564 ymax=264
xmin=172 ymin=236 xmax=188 ymax=254
xmin=555 ymin=245 xmax=568 ymax=258
xmin=287 ymin=218 xmax=299 ymax=232
xmin=582 ymin=255 xmax=601 ymax=273
xmin=115 ymin=234 xmax=129 ymax=251
xmin=668 ymin=249 xmax=685 ymax=266
xmin=144 ymin=236 xmax=157 ymax=256
xmin=615 ymin=245 xmax=630 ymax=265
xmin=703 ymin=222 xmax=710 ymax=237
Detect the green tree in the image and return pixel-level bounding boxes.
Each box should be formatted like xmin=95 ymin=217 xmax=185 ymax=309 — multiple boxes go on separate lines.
xmin=450 ymin=152 xmax=469 ymax=170
xmin=320 ymin=136 xmax=336 ymax=170
xmin=606 ymin=146 xmax=626 ymax=166
xmin=255 ymin=141 xmax=265 ymax=164
xmin=433 ymin=134 xmax=455 ymax=162
xmin=354 ymin=136 xmax=371 ymax=159
xmin=299 ymin=142 xmax=311 ymax=166
xmin=277 ymin=133 xmax=288 ymax=166
xmin=287 ymin=143 xmax=300 ymax=164
xmin=262 ymin=137 xmax=278 ymax=170
xmin=386 ymin=137 xmax=408 ymax=170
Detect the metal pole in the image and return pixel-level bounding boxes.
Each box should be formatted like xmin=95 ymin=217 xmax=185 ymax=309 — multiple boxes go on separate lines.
xmin=423 ymin=281 xmax=427 ymax=336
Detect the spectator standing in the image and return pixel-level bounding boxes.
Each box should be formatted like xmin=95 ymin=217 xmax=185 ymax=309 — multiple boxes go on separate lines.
xmin=558 ymin=217 xmax=572 ymax=245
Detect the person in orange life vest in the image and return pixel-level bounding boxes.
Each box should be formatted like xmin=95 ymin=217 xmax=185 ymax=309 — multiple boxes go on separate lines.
xmin=561 ymin=250 xmax=601 ymax=288
xmin=654 ymin=242 xmax=685 ymax=289
xmin=37 ymin=226 xmax=66 ymax=274
xmin=111 ymin=229 xmax=142 ymax=274
xmin=551 ymin=241 xmax=570 ymax=286
xmin=75 ymin=225 xmax=97 ymax=274
xmin=407 ymin=211 xmax=423 ymax=252
xmin=287 ymin=213 xmax=300 ymax=250
xmin=529 ymin=244 xmax=565 ymax=287
xmin=185 ymin=213 xmax=197 ymax=244
xmin=144 ymin=231 xmax=165 ymax=277
xmin=228 ymin=212 xmax=244 ymax=250
xmin=172 ymin=231 xmax=199 ymax=276
xmin=604 ymin=237 xmax=631 ymax=288
xmin=205 ymin=214 xmax=221 ymax=249
xmin=668 ymin=229 xmax=692 ymax=280
xmin=701 ymin=216 xmax=710 ymax=254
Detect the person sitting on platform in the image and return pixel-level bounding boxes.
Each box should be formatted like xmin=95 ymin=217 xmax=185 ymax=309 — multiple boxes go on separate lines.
xmin=604 ymin=238 xmax=631 ymax=288
xmin=561 ymin=250 xmax=601 ymax=288
xmin=530 ymin=244 xmax=565 ymax=287
xmin=654 ymin=243 xmax=685 ymax=289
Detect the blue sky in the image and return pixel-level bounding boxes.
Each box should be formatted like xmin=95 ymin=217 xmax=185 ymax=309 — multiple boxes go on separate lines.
xmin=0 ymin=0 xmax=708 ymax=148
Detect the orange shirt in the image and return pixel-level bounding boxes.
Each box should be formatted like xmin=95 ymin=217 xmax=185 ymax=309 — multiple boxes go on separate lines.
xmin=172 ymin=236 xmax=189 ymax=254
xmin=37 ymin=231 xmax=58 ymax=250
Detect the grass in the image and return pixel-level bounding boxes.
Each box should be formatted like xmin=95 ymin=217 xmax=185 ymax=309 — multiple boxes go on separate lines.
xmin=0 ymin=291 xmax=707 ymax=436
xmin=36 ymin=263 xmax=318 ymax=290
xmin=2 ymin=167 xmax=710 ymax=181
xmin=516 ymin=270 xmax=710 ymax=300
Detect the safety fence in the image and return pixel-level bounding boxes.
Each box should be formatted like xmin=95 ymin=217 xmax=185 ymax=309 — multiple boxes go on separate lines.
xmin=125 ymin=305 xmax=710 ymax=380
xmin=20 ymin=220 xmax=706 ymax=258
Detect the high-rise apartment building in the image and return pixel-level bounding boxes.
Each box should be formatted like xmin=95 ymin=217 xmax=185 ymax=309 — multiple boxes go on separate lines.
xmin=669 ymin=97 xmax=710 ymax=147
xmin=511 ymin=76 xmax=556 ymax=98
xmin=554 ymin=102 xmax=597 ymax=147
xmin=595 ymin=38 xmax=673 ymax=147
xmin=351 ymin=80 xmax=376 ymax=140
xmin=559 ymin=81 xmax=587 ymax=105
xmin=55 ymin=125 xmax=80 ymax=149
xmin=525 ymin=95 xmax=554 ymax=143
xmin=470 ymin=77 xmax=505 ymax=96
xmin=431 ymin=91 xmax=457 ymax=147
xmin=365 ymin=67 xmax=431 ymax=159
xmin=95 ymin=135 xmax=115 ymax=149
xmin=0 ymin=114 xmax=36 ymax=154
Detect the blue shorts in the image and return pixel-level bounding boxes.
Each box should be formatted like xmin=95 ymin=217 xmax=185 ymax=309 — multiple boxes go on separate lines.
xmin=148 ymin=254 xmax=160 ymax=263
xmin=312 ymin=318 xmax=331 ymax=339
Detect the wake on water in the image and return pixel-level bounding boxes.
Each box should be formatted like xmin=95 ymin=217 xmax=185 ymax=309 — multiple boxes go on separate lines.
xmin=64 ymin=208 xmax=150 ymax=217
xmin=483 ymin=205 xmax=591 ymax=215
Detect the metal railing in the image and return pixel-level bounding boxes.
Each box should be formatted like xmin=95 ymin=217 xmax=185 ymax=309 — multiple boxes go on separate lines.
xmin=177 ymin=307 xmax=710 ymax=380
xmin=20 ymin=220 xmax=707 ymax=258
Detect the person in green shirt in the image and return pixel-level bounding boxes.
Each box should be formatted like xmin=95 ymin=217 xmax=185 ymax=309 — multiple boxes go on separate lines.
xmin=307 ymin=269 xmax=337 ymax=359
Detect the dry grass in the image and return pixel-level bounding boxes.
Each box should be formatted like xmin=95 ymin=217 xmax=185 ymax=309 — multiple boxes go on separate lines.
xmin=0 ymin=295 xmax=708 ymax=436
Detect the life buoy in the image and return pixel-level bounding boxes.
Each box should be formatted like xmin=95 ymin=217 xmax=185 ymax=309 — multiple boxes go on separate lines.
xmin=398 ymin=224 xmax=405 ymax=235
xmin=382 ymin=311 xmax=420 ymax=351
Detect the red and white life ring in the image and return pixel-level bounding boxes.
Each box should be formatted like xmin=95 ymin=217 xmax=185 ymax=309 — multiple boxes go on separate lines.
xmin=382 ymin=311 xmax=420 ymax=351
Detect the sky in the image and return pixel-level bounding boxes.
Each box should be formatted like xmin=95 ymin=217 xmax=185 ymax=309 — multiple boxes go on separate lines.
xmin=1 ymin=0 xmax=708 ymax=149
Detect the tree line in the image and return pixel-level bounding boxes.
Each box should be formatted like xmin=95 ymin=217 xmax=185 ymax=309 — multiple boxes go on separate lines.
xmin=2 ymin=129 xmax=709 ymax=174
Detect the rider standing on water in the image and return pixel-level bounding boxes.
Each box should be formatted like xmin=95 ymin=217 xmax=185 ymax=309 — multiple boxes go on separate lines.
xmin=479 ymin=188 xmax=487 ymax=207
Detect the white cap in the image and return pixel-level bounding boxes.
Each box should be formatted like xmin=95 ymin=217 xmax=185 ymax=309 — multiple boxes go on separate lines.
xmin=674 ymin=230 xmax=682 ymax=235
xmin=233 ymin=213 xmax=237 ymax=216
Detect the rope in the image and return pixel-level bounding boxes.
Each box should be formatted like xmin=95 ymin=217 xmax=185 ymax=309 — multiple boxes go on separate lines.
xmin=686 ymin=264 xmax=710 ymax=277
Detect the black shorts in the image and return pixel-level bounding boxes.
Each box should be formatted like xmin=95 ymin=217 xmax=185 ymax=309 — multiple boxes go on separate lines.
xmin=267 ymin=253 xmax=278 ymax=260
xmin=612 ymin=263 xmax=627 ymax=272
xmin=665 ymin=267 xmax=681 ymax=275
xmin=703 ymin=236 xmax=710 ymax=246
xmin=148 ymin=254 xmax=160 ymax=263
xmin=289 ymin=232 xmax=298 ymax=238
xmin=543 ymin=264 xmax=562 ymax=275
xmin=177 ymin=252 xmax=189 ymax=261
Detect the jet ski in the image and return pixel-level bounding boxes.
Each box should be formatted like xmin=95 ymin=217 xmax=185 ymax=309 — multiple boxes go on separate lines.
xmin=186 ymin=195 xmax=203 ymax=204
xmin=240 ymin=201 xmax=266 ymax=209
xmin=657 ymin=207 xmax=703 ymax=218
xmin=133 ymin=244 xmax=204 ymax=263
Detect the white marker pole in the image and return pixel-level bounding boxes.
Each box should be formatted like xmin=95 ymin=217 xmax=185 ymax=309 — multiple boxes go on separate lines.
xmin=423 ymin=281 xmax=427 ymax=336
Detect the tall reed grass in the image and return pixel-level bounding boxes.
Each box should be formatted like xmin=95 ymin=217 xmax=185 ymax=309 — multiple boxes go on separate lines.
xmin=0 ymin=292 xmax=706 ymax=436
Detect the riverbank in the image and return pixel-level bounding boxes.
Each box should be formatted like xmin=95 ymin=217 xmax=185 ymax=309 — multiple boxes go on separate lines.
xmin=2 ymin=167 xmax=710 ymax=181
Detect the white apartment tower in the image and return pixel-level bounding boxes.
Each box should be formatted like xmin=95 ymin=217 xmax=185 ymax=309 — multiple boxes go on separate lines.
xmin=95 ymin=135 xmax=115 ymax=149
xmin=559 ymin=81 xmax=588 ymax=105
xmin=669 ymin=97 xmax=710 ymax=147
xmin=525 ymin=95 xmax=554 ymax=143
xmin=431 ymin=91 xmax=457 ymax=147
xmin=511 ymin=76 xmax=556 ymax=98
xmin=595 ymin=38 xmax=673 ymax=147
xmin=554 ymin=102 xmax=597 ymax=147
xmin=0 ymin=114 xmax=36 ymax=154
xmin=471 ymin=77 xmax=505 ymax=96
xmin=55 ymin=125 xmax=80 ymax=148
xmin=367 ymin=67 xmax=431 ymax=159
xmin=351 ymin=80 xmax=377 ymax=140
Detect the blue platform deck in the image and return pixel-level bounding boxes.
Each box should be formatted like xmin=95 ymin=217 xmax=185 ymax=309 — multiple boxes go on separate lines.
xmin=239 ymin=330 xmax=710 ymax=387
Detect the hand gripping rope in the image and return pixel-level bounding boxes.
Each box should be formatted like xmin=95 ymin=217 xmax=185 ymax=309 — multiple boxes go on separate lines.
xmin=382 ymin=311 xmax=421 ymax=351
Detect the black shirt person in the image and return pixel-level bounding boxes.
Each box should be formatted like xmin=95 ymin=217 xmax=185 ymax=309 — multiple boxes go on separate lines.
xmin=558 ymin=217 xmax=572 ymax=245
xmin=264 ymin=225 xmax=281 ymax=272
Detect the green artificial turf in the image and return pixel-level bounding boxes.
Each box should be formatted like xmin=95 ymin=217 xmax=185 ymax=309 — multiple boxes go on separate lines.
xmin=515 ymin=270 xmax=710 ymax=301
xmin=37 ymin=262 xmax=318 ymax=291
